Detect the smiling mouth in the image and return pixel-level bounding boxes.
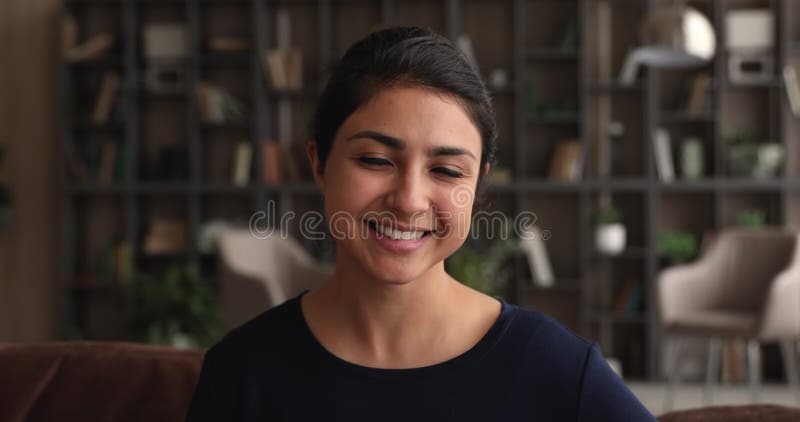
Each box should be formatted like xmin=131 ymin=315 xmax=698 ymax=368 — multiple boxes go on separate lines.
xmin=365 ymin=220 xmax=433 ymax=240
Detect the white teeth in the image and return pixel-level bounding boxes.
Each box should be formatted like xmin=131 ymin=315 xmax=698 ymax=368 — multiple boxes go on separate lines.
xmin=373 ymin=223 xmax=425 ymax=240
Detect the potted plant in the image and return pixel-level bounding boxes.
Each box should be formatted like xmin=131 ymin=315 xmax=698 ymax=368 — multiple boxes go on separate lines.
xmin=446 ymin=218 xmax=520 ymax=297
xmin=594 ymin=205 xmax=626 ymax=256
xmin=737 ymin=209 xmax=766 ymax=228
xmin=656 ymin=230 xmax=699 ymax=265
xmin=122 ymin=263 xmax=221 ymax=348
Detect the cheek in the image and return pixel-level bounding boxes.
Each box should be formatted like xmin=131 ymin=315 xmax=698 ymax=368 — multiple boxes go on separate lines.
xmin=433 ymin=186 xmax=475 ymax=241
xmin=323 ymin=162 xmax=385 ymax=214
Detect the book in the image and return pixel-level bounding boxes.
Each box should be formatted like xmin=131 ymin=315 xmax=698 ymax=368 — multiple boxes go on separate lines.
xmin=280 ymin=143 xmax=300 ymax=181
xmin=286 ymin=49 xmax=303 ymax=90
xmin=232 ymin=141 xmax=253 ymax=186
xmin=262 ymin=49 xmax=304 ymax=90
xmin=653 ymin=128 xmax=675 ymax=182
xmin=143 ymin=219 xmax=189 ymax=255
xmin=261 ymin=141 xmax=281 ymax=185
xmin=196 ymin=82 xmax=246 ymax=123
xmin=208 ymin=36 xmax=250 ymax=52
xmin=91 ymin=71 xmax=120 ymax=125
xmin=65 ymin=32 xmax=114 ymax=62
xmin=685 ymin=73 xmax=712 ymax=114
xmin=548 ymin=139 xmax=583 ymax=181
xmin=783 ymin=65 xmax=800 ymax=117
xmin=721 ymin=338 xmax=746 ymax=384
xmin=597 ymin=1 xmax=612 ymax=82
xmin=618 ymin=49 xmax=640 ymax=85
xmin=97 ymin=142 xmax=118 ymax=184
xmin=612 ymin=279 xmax=638 ymax=313
xmin=519 ymin=225 xmax=555 ymax=288
xmin=62 ymin=15 xmax=78 ymax=53
xmin=263 ymin=50 xmax=288 ymax=89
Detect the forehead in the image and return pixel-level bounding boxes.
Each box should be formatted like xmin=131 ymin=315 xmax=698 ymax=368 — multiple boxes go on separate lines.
xmin=336 ymin=85 xmax=482 ymax=154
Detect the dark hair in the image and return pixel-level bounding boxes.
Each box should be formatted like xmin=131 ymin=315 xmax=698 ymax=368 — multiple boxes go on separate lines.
xmin=309 ymin=26 xmax=497 ymax=193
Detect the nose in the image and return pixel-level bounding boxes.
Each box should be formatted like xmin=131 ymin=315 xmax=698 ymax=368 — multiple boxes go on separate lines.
xmin=385 ymin=169 xmax=430 ymax=218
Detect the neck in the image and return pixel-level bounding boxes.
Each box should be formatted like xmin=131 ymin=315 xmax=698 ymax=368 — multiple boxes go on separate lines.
xmin=308 ymin=260 xmax=461 ymax=366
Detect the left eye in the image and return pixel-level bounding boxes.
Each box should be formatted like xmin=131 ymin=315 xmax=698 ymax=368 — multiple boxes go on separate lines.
xmin=433 ymin=167 xmax=463 ymax=178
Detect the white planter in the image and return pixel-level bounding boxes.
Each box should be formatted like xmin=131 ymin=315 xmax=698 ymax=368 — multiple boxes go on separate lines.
xmin=596 ymin=224 xmax=626 ymax=256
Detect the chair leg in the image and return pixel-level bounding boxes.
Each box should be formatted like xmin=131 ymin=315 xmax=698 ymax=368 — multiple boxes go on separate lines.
xmin=704 ymin=337 xmax=722 ymax=406
xmin=746 ymin=339 xmax=762 ymax=403
xmin=663 ymin=336 xmax=685 ymax=413
xmin=779 ymin=340 xmax=799 ymax=405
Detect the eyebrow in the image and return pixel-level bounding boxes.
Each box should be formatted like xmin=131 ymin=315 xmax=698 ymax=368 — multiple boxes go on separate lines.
xmin=346 ymin=130 xmax=478 ymax=161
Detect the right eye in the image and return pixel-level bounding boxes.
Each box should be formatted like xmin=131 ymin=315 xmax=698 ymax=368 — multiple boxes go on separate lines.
xmin=357 ymin=156 xmax=391 ymax=166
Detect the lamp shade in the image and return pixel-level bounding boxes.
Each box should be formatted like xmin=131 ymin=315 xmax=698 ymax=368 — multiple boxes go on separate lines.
xmin=636 ymin=4 xmax=716 ymax=68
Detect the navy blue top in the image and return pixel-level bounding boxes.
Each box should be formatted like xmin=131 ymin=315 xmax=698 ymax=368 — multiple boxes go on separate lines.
xmin=186 ymin=293 xmax=655 ymax=421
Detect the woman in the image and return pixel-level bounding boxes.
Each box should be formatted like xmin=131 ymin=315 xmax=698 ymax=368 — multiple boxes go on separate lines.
xmin=186 ymin=27 xmax=655 ymax=421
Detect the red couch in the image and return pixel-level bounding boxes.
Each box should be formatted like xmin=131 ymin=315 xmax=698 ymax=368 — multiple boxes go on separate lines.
xmin=0 ymin=342 xmax=203 ymax=422
xmin=1 ymin=341 xmax=798 ymax=421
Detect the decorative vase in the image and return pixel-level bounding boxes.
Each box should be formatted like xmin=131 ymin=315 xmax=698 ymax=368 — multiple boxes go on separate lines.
xmin=680 ymin=137 xmax=704 ymax=180
xmin=596 ymin=223 xmax=626 ymax=256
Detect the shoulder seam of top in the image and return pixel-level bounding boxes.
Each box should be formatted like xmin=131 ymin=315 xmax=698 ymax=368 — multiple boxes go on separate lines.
xmin=574 ymin=342 xmax=596 ymax=422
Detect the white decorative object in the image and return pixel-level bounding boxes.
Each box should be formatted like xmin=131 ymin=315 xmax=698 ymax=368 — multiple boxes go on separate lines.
xmin=519 ymin=225 xmax=554 ymax=288
xmin=783 ymin=65 xmax=800 ymax=117
xmin=728 ymin=51 xmax=773 ymax=85
xmin=143 ymin=23 xmax=187 ymax=61
xmin=653 ymin=128 xmax=675 ymax=182
xmin=725 ymin=9 xmax=773 ymax=52
xmin=596 ymin=224 xmax=626 ymax=256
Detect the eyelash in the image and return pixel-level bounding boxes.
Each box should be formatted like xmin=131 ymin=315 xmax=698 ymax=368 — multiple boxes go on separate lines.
xmin=357 ymin=156 xmax=464 ymax=179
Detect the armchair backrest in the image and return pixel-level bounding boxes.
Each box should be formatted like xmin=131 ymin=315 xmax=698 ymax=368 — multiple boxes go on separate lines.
xmin=658 ymin=228 xmax=796 ymax=324
xmin=217 ymin=229 xmax=333 ymax=330
xmin=711 ymin=228 xmax=795 ymax=311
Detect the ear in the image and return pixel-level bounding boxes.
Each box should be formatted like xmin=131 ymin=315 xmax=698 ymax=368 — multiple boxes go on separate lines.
xmin=306 ymin=140 xmax=326 ymax=192
xmin=482 ymin=163 xmax=491 ymax=177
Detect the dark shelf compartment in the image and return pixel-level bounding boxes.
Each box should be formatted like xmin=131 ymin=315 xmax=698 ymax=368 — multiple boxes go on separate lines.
xmin=266 ymin=88 xmax=319 ymax=100
xmin=71 ymin=119 xmax=125 ymax=131
xmin=67 ymin=56 xmax=124 ymax=69
xmin=587 ymin=82 xmax=645 ymax=94
xmin=200 ymin=122 xmax=251 ymax=132
xmin=592 ymin=247 xmax=647 ymax=260
xmin=520 ymin=277 xmax=581 ymax=293
xmin=65 ymin=0 xmax=122 ymax=8
xmin=525 ymin=113 xmax=580 ymax=125
xmin=198 ymin=53 xmax=251 ymax=67
xmin=724 ymin=80 xmax=783 ymax=90
xmin=587 ymin=310 xmax=647 ymax=324
xmin=658 ymin=111 xmax=714 ymax=124
xmin=526 ymin=48 xmax=580 ymax=62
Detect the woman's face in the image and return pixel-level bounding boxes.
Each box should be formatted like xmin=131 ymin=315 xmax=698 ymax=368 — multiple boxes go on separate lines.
xmin=310 ymin=85 xmax=484 ymax=285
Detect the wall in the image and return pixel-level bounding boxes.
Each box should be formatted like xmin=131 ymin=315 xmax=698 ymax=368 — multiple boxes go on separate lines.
xmin=0 ymin=0 xmax=60 ymax=341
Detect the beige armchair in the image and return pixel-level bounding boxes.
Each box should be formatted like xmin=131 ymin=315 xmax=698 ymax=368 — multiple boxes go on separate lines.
xmin=658 ymin=228 xmax=800 ymax=412
xmin=217 ymin=229 xmax=334 ymax=331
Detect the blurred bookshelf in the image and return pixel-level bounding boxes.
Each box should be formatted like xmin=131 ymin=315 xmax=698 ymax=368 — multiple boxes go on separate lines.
xmin=60 ymin=0 xmax=799 ymax=380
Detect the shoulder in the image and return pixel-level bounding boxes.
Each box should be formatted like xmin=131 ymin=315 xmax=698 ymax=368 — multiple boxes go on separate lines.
xmin=206 ymin=296 xmax=305 ymax=364
xmin=505 ymin=304 xmax=594 ymax=360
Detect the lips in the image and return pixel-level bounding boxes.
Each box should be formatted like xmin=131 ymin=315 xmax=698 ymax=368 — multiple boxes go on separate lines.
xmin=364 ymin=219 xmax=433 ymax=253
xmin=365 ymin=220 xmax=432 ymax=240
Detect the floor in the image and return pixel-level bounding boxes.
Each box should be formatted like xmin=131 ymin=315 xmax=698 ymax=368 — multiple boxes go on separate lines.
xmin=628 ymin=382 xmax=800 ymax=416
